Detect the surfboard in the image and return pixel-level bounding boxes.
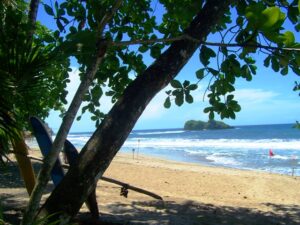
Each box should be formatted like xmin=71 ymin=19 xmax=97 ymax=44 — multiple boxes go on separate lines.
xmin=12 ymin=137 xmax=36 ymax=195
xmin=64 ymin=140 xmax=99 ymax=219
xmin=29 ymin=116 xmax=64 ymax=186
xmin=30 ymin=116 xmax=99 ymax=219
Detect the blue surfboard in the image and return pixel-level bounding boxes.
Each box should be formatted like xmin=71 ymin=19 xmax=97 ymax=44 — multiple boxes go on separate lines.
xmin=64 ymin=140 xmax=99 ymax=219
xmin=30 ymin=116 xmax=99 ymax=219
xmin=29 ymin=116 xmax=64 ymax=186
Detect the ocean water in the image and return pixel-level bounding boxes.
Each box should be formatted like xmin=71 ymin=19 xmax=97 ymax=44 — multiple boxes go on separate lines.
xmin=28 ymin=124 xmax=300 ymax=176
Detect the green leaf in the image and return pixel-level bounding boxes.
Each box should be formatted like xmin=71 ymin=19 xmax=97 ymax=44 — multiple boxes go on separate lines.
xmin=170 ymin=80 xmax=182 ymax=89
xmin=261 ymin=7 xmax=281 ymax=30
xmin=291 ymin=66 xmax=300 ymax=75
xmin=220 ymin=47 xmax=228 ymax=56
xmin=200 ymin=45 xmax=216 ymax=66
xmin=57 ymin=19 xmax=64 ymax=32
xmin=288 ymin=4 xmax=299 ymax=24
xmin=271 ymin=57 xmax=280 ymax=72
xmin=138 ymin=45 xmax=148 ymax=53
xmin=227 ymin=94 xmax=234 ymax=102
xmin=185 ymin=94 xmax=193 ymax=104
xmin=91 ymin=116 xmax=98 ymax=121
xmin=183 ymin=80 xmax=190 ymax=87
xmin=298 ymin=0 xmax=300 ymax=13
xmin=208 ymin=67 xmax=219 ymax=76
xmin=164 ymin=97 xmax=171 ymax=108
xmin=228 ymin=110 xmax=236 ymax=119
xmin=150 ymin=45 xmax=161 ymax=59
xmin=280 ymin=67 xmax=288 ymax=75
xmin=295 ymin=54 xmax=300 ymax=66
xmin=203 ymin=107 xmax=211 ymax=113
xmin=209 ymin=111 xmax=214 ymax=120
xmin=249 ymin=65 xmax=257 ymax=74
xmin=106 ymin=90 xmax=115 ymax=96
xmin=188 ymin=84 xmax=198 ymax=91
xmin=44 ymin=4 xmax=54 ymax=16
xmin=264 ymin=56 xmax=271 ymax=67
xmin=282 ymin=31 xmax=295 ymax=46
xmin=196 ymin=69 xmax=205 ymax=79
xmin=175 ymin=91 xmax=184 ymax=106
xmin=166 ymin=90 xmax=172 ymax=95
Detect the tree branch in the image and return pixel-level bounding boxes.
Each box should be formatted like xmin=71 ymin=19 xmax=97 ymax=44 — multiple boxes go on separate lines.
xmin=111 ymin=36 xmax=186 ymax=46
xmin=27 ymin=0 xmax=40 ymax=46
xmin=112 ymin=34 xmax=300 ymax=52
xmin=21 ymin=2 xmax=124 ymax=225
xmin=98 ymin=0 xmax=123 ymax=34
xmin=40 ymin=0 xmax=234 ymax=222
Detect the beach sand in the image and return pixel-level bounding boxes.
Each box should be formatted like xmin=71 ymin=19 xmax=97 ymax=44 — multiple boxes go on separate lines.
xmin=1 ymin=149 xmax=300 ymax=224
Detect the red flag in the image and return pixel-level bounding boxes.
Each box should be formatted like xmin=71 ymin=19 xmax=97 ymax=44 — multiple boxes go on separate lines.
xmin=269 ymin=149 xmax=274 ymax=157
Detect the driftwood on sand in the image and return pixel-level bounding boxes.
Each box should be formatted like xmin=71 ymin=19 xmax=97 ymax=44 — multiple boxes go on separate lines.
xmin=28 ymin=155 xmax=163 ymax=200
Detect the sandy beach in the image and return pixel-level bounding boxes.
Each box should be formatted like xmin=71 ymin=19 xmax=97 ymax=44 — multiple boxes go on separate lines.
xmin=1 ymin=149 xmax=300 ymax=224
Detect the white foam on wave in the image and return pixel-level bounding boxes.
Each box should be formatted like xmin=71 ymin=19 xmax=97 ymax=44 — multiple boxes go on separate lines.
xmin=124 ymin=138 xmax=300 ymax=151
xmin=135 ymin=130 xmax=185 ymax=135
xmin=272 ymin=155 xmax=289 ymax=160
xmin=206 ymin=154 xmax=242 ymax=166
xmin=66 ymin=136 xmax=90 ymax=143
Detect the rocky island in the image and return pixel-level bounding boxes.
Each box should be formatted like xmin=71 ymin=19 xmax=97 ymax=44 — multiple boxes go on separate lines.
xmin=184 ymin=119 xmax=233 ymax=130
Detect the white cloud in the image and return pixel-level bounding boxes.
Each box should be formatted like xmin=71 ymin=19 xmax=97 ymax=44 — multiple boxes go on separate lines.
xmin=233 ymin=88 xmax=279 ymax=104
xmin=66 ymin=67 xmax=113 ymax=113
xmin=66 ymin=67 xmax=81 ymax=104
xmin=140 ymin=91 xmax=168 ymax=119
xmin=140 ymin=82 xmax=206 ymax=120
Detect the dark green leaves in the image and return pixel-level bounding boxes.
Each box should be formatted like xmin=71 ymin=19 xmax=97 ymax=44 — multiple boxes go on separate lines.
xmin=196 ymin=68 xmax=205 ymax=79
xmin=174 ymin=90 xmax=184 ymax=106
xmin=44 ymin=4 xmax=54 ymax=16
xmin=164 ymin=97 xmax=171 ymax=108
xmin=164 ymin=80 xmax=198 ymax=108
xmin=170 ymin=80 xmax=182 ymax=89
xmin=245 ymin=3 xmax=285 ymax=32
xmin=204 ymin=93 xmax=241 ymax=120
xmin=199 ymin=45 xmax=216 ymax=66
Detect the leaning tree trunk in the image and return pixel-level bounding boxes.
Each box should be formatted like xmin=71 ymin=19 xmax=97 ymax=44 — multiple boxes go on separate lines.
xmin=39 ymin=0 xmax=233 ymax=223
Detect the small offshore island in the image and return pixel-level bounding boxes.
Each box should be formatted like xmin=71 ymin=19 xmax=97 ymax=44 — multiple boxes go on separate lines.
xmin=184 ymin=119 xmax=233 ymax=130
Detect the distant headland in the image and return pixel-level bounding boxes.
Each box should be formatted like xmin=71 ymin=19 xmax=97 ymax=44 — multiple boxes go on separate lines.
xmin=184 ymin=119 xmax=233 ymax=130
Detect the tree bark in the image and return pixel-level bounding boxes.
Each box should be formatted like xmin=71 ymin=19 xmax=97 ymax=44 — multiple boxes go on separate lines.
xmin=27 ymin=0 xmax=40 ymax=46
xmin=22 ymin=2 xmax=124 ymax=224
xmin=21 ymin=40 xmax=108 ymax=225
xmin=40 ymin=0 xmax=233 ymax=223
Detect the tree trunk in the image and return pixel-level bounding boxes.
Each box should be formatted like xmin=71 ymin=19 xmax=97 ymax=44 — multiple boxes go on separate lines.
xmin=40 ymin=0 xmax=233 ymax=223
xmin=21 ymin=40 xmax=108 ymax=225
xmin=27 ymin=0 xmax=40 ymax=45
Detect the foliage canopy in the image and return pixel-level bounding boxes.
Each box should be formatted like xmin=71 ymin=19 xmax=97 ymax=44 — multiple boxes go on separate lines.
xmin=0 ymin=1 xmax=70 ymax=160
xmin=39 ymin=0 xmax=300 ymax=126
xmin=2 ymin=0 xmax=299 ymax=224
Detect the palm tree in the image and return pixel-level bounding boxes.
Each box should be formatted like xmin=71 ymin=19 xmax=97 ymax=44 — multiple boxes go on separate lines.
xmin=0 ymin=0 xmax=70 ymax=194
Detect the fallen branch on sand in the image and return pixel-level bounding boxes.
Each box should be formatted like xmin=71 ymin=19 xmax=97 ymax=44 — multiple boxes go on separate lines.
xmin=28 ymin=155 xmax=163 ymax=200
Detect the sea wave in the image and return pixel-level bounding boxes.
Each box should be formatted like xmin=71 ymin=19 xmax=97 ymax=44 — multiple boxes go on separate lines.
xmin=206 ymin=154 xmax=242 ymax=166
xmin=135 ymin=130 xmax=185 ymax=135
xmin=124 ymin=138 xmax=300 ymax=151
xmin=67 ymin=136 xmax=90 ymax=142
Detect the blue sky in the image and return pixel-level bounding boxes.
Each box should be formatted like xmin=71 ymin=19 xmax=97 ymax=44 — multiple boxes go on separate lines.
xmin=40 ymin=2 xmax=300 ymax=132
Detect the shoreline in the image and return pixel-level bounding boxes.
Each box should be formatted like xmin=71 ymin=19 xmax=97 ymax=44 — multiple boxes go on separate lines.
xmin=118 ymin=149 xmax=300 ymax=177
xmin=2 ymin=149 xmax=300 ymax=224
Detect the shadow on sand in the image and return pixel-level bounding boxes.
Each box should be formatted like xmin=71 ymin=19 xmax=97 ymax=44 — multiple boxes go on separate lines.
xmin=1 ymin=162 xmax=300 ymax=225
xmin=0 ymin=161 xmax=42 ymax=188
xmin=87 ymin=199 xmax=299 ymax=225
